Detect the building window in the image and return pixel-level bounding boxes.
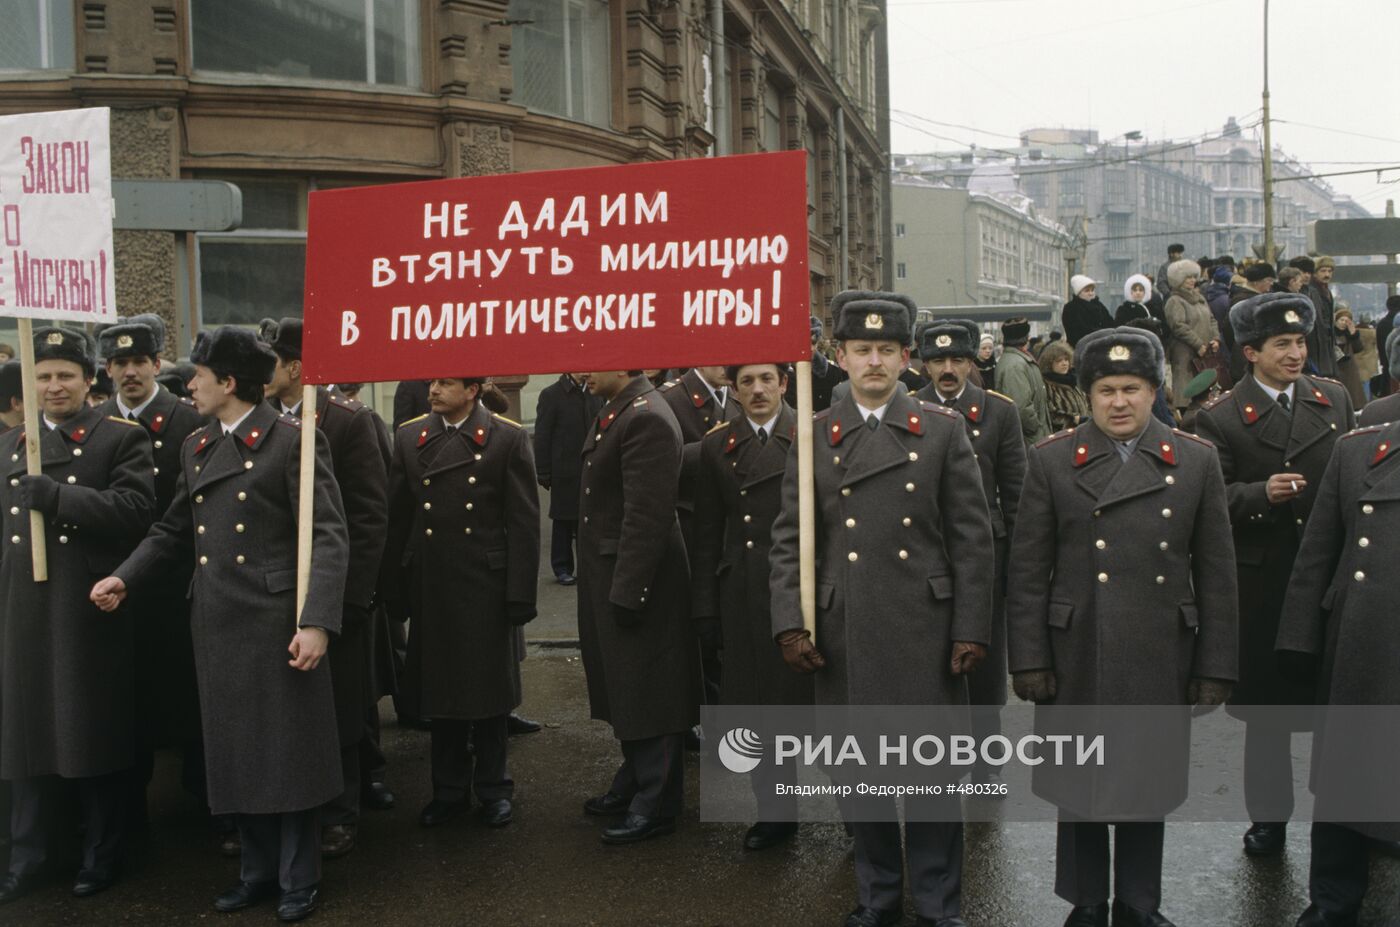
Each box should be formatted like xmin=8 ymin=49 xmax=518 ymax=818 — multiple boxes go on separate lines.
xmin=1 ymin=0 xmax=74 ymax=71
xmin=895 ymin=222 xmax=905 ymax=238
xmin=196 ymin=178 xmax=309 ymax=327
xmin=896 ymin=262 xmax=906 ymax=280
xmin=511 ymin=0 xmax=612 ymax=128
xmin=763 ymin=87 xmax=784 ymax=151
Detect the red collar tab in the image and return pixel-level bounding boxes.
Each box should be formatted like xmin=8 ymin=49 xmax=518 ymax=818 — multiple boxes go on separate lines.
xmin=1373 ymin=439 xmax=1394 ymax=467
xmin=1241 ymin=402 xmax=1260 ymax=425
xmin=470 ymin=424 xmax=488 ymax=447
xmin=150 ymin=413 xmax=166 ymax=433
xmin=194 ymin=431 xmax=213 ymax=455
xmin=242 ymin=427 xmax=262 ymax=448
xmin=724 ymin=430 xmax=739 ymax=454
xmin=1157 ymin=440 xmax=1177 ymax=466
xmin=417 ymin=425 xmax=431 ymax=448
xmin=599 ymin=408 xmax=620 ymax=433
xmin=65 ymin=424 xmax=90 ymax=444
xmin=1073 ymin=443 xmax=1091 ymax=467
xmin=1309 ymin=386 xmax=1331 ymax=407
xmin=690 ymin=391 xmax=707 ymax=409
xmin=828 ymin=417 xmax=845 ymax=447
xmin=906 ymin=412 xmax=923 ymax=436
xmin=965 ymin=403 xmax=982 ymax=423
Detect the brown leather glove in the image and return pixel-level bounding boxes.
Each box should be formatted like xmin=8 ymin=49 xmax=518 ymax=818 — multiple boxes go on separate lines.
xmin=950 ymin=641 xmax=987 ymax=676
xmin=1187 ymin=677 xmax=1232 ymax=706
xmin=1012 ymin=670 xmax=1056 ymax=703
xmin=776 ymin=628 xmax=826 ymax=674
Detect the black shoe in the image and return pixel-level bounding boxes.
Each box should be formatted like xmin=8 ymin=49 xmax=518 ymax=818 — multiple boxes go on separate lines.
xmin=744 ymin=821 xmax=798 ymax=850
xmin=362 ymin=780 xmax=395 ymax=810
xmin=320 ymin=824 xmax=356 ymax=858
xmin=507 ymin=713 xmax=542 ymax=735
xmin=556 ymin=573 xmax=576 ymax=586
xmin=0 ymin=872 xmax=41 ymax=905
xmin=213 ymin=880 xmax=278 ymax=913
xmin=1111 ymin=899 xmax=1175 ymax=927
xmin=1243 ymin=822 xmax=1286 ymax=857
xmin=418 ymin=799 xmax=466 ymax=827
xmin=277 ymin=886 xmax=319 ymax=922
xmin=72 ymin=868 xmax=119 ymax=898
xmin=1064 ymin=902 xmax=1109 ymax=927
xmin=844 ymin=906 xmax=902 ymax=927
xmin=583 ymin=791 xmax=631 ymax=816
xmin=600 ymin=812 xmax=676 ymax=845
xmin=1294 ymin=905 xmax=1358 ymax=927
xmin=479 ymin=798 xmax=513 ymax=828
xmin=916 ymin=917 xmax=967 ymax=927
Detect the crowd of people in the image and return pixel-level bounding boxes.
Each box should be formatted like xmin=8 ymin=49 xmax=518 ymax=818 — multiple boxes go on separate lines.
xmin=0 ymin=261 xmax=1397 ymax=927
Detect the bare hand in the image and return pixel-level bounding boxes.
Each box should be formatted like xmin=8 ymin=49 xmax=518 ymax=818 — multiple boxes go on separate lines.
xmin=950 ymin=641 xmax=987 ymax=675
xmin=1197 ymin=344 xmax=1208 ymax=357
xmin=1266 ymin=473 xmax=1307 ymax=504
xmin=1208 ymin=340 xmax=1220 ymax=352
xmin=288 ymin=626 xmax=329 ymax=671
xmin=90 ymin=576 xmax=128 ymax=612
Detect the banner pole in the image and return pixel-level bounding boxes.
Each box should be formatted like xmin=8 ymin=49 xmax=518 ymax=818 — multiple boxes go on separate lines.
xmin=17 ymin=319 xmax=48 ymax=583
xmin=796 ymin=360 xmax=815 ymax=641
xmin=295 ymin=384 xmax=316 ymax=627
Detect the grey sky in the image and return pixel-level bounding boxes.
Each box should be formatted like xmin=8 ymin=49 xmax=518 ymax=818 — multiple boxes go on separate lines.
xmin=887 ymin=0 xmax=1400 ymax=213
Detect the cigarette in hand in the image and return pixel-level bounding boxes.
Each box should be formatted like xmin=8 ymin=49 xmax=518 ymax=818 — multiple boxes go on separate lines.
xmin=1290 ymin=480 xmax=1298 ymax=494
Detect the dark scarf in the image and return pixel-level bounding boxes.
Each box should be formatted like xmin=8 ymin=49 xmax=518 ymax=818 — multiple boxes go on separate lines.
xmin=1043 ymin=369 xmax=1078 ymax=387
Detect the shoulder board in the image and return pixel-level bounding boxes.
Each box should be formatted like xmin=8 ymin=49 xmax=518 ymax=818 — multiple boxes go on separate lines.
xmin=1311 ymin=375 xmax=1342 ymax=386
xmin=106 ymin=415 xmax=141 ymax=427
xmin=919 ymin=400 xmax=959 ymax=418
xmin=276 ymin=415 xmax=301 ymax=430
xmin=491 ymin=412 xmax=522 ymax=429
xmin=397 ymin=413 xmax=429 ymax=430
xmin=658 ymin=380 xmax=679 ymax=391
xmin=183 ymin=426 xmax=209 ymax=443
xmin=1342 ymin=423 xmax=1387 ymax=441
xmin=178 ymin=396 xmax=196 ymax=407
xmin=1172 ymin=428 xmax=1213 ymax=447
xmin=704 ymin=420 xmax=731 ymax=436
xmin=328 ymin=392 xmax=357 ymax=409
xmin=1200 ymin=390 xmax=1232 ymax=412
xmin=985 ymin=390 xmax=1014 ymax=404
xmin=1034 ymin=429 xmax=1075 ymax=449
xmin=814 ymin=408 xmax=833 ymax=421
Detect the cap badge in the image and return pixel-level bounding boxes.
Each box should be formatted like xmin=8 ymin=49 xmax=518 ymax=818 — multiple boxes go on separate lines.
xmin=935 ymin=334 xmax=952 ymax=348
xmin=1108 ymin=345 xmax=1131 ymax=361
xmin=117 ymin=334 xmax=134 ymax=349
xmin=46 ymin=332 xmax=64 ymax=345
xmin=1283 ymin=309 xmax=1300 ymax=324
xmin=864 ymin=313 xmax=884 ymax=331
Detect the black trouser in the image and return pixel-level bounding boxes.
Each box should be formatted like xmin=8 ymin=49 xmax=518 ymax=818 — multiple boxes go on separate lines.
xmin=609 ymin=733 xmax=684 ymax=818
xmin=321 ymin=744 xmax=361 ymax=828
xmin=1054 ymin=818 xmax=1165 ymax=911
xmin=237 ymin=809 xmax=320 ymax=892
xmin=359 ymin=701 xmax=387 ymax=784
xmin=1308 ymin=822 xmax=1371 ymax=916
xmin=837 ymin=791 xmax=964 ymax=919
xmin=8 ymin=774 xmax=125 ymax=878
xmin=1244 ymin=721 xmax=1295 ymax=823
xmin=430 ymin=715 xmax=513 ymax=804
xmin=550 ymin=519 xmax=578 ymax=577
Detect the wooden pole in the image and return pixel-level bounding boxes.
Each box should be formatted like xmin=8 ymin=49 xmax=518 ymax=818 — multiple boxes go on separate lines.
xmin=294 ymin=383 xmax=316 ymax=627
xmin=795 ymin=360 xmax=815 ymax=641
xmin=16 ymin=319 xmax=47 ymax=583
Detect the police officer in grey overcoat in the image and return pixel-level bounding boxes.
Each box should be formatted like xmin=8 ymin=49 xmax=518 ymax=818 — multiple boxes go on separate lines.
xmin=1008 ymin=327 xmax=1238 ymax=927
xmin=381 ymin=377 xmax=539 ymax=831
xmin=1193 ymin=292 xmax=1353 ymax=857
xmin=770 ymin=291 xmax=995 ymax=927
xmin=1277 ymin=416 xmax=1400 ymax=927
xmin=0 ymin=327 xmax=156 ymax=903
xmin=576 ymin=371 xmax=701 ymax=845
xmin=690 ymin=362 xmax=813 ymax=851
xmin=915 ymin=320 xmax=1026 ymax=785
xmin=93 ymin=327 xmax=348 ymax=922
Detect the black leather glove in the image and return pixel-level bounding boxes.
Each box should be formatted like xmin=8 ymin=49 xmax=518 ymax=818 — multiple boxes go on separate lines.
xmin=1188 ymin=677 xmax=1232 ymax=706
xmin=775 ymin=628 xmax=826 ymax=674
xmin=613 ymin=604 xmax=642 ymax=627
xmin=1277 ymin=649 xmax=1319 ymax=684
xmin=1012 ymin=670 xmax=1057 ymax=703
xmin=17 ymin=474 xmax=60 ymax=514
xmin=695 ymin=616 xmax=722 ymax=651
xmin=507 ymin=602 xmax=537 ymax=626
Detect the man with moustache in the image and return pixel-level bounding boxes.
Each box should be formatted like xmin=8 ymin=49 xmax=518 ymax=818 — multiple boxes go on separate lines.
xmin=915 ymin=320 xmax=1026 ymax=788
xmin=770 ymin=291 xmax=994 ymax=927
xmin=1195 ymin=293 xmax=1353 ymax=858
xmin=690 ymin=362 xmax=812 ymax=851
xmin=576 ymin=370 xmax=700 ymax=844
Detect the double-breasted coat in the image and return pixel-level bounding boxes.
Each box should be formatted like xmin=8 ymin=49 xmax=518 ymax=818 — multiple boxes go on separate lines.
xmin=533 ymin=374 xmax=601 ymax=521
xmin=273 ymin=387 xmax=389 ymax=746
xmin=659 ymin=369 xmax=741 ymax=548
xmin=0 ymin=407 xmax=156 ymax=780
xmin=691 ymin=404 xmax=812 ymax=707
xmin=381 ymin=402 xmax=539 ymax=721
xmin=1277 ymin=420 xmax=1400 ymax=839
xmin=1194 ymin=374 xmax=1353 ymax=707
xmin=577 ymin=376 xmax=700 ymax=741
xmin=914 ymin=382 xmax=1026 ymax=707
xmin=769 ymin=390 xmax=995 ymax=707
xmin=1006 ymin=418 xmax=1238 ymax=816
xmin=114 ymin=402 xmax=349 ymax=815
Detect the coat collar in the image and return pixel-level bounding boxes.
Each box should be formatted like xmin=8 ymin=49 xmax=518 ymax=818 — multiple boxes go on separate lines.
xmin=106 ymin=385 xmax=181 ymax=433
xmin=9 ymin=405 xmax=103 ymax=473
xmin=419 ymin=402 xmax=492 ymax=474
xmin=834 ymin=391 xmax=931 ymax=488
xmin=732 ymin=404 xmax=795 ymax=489
xmin=916 ymin=381 xmax=985 ymax=424
xmin=681 ymin=368 xmax=721 ymax=410
xmin=827 ymin=389 xmax=929 ymax=447
xmin=1070 ymin=418 xmax=1177 ymax=508
xmin=594 ymin=376 xmax=653 ymax=436
xmin=1362 ymin=421 xmax=1400 ymax=501
xmin=190 ymin=404 xmax=281 ymax=492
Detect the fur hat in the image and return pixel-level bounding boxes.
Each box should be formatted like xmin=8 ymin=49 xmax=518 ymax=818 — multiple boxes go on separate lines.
xmin=831 ymin=290 xmax=916 ymax=346
xmin=1001 ymin=317 xmax=1031 ymax=345
xmin=916 ymin=319 xmax=979 ymax=360
xmin=1289 ymin=256 xmax=1316 ymax=274
xmin=1229 ymin=292 xmax=1314 ymax=348
xmin=1166 ymin=259 xmax=1202 ymax=290
xmin=0 ymin=360 xmax=21 ymax=407
xmin=258 ymin=317 xmax=302 ymax=360
xmin=1073 ymin=326 xmax=1165 ymax=391
xmin=191 ymin=326 xmax=278 ymax=387
xmin=1243 ymin=262 xmax=1277 ymax=283
xmin=1315 ymin=255 xmax=1335 ymax=270
xmin=97 ymin=313 xmax=166 ymax=361
xmin=1387 ymin=329 xmax=1400 ymax=383
xmin=1070 ymin=274 xmax=1096 ymax=298
xmin=33 ymin=327 xmax=95 ymax=377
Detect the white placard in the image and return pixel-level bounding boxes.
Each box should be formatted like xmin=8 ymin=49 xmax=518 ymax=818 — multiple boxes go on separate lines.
xmin=0 ymin=107 xmax=115 ymax=323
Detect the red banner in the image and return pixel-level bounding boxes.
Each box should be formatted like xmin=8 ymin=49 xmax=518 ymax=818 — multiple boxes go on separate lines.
xmin=301 ymin=152 xmax=811 ymax=384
